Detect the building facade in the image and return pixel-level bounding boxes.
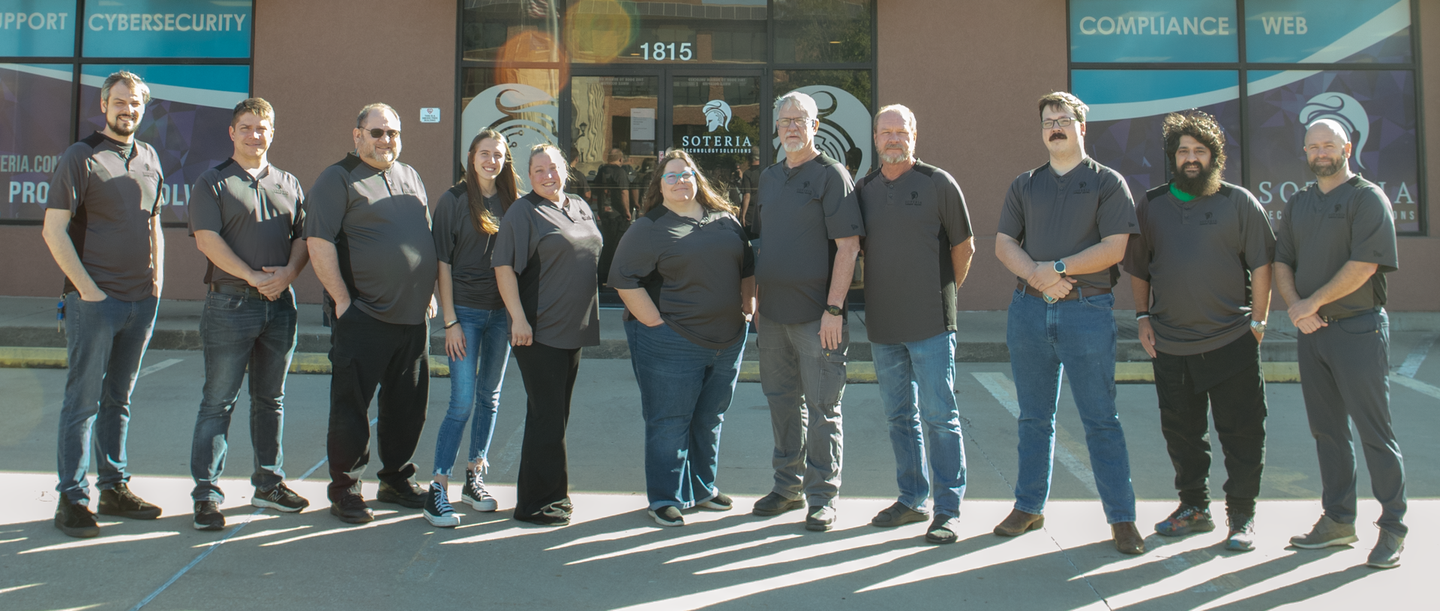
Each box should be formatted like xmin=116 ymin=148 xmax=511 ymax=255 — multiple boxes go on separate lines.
xmin=2 ymin=0 xmax=1436 ymax=311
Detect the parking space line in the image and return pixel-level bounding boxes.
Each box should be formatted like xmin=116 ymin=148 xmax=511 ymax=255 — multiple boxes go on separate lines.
xmin=1397 ymin=333 xmax=1437 ymax=378
xmin=970 ymin=372 xmax=1099 ymax=496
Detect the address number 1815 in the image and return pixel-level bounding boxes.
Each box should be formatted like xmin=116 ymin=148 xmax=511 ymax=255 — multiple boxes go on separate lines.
xmin=640 ymin=42 xmax=693 ymax=61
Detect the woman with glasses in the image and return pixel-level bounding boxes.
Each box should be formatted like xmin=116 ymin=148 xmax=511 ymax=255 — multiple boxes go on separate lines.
xmin=421 ymin=129 xmax=519 ymax=528
xmin=492 ymin=143 xmax=603 ymax=526
xmin=609 ymin=150 xmax=756 ymax=527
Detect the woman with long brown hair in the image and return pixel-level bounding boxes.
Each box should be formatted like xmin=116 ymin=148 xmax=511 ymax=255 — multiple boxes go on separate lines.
xmin=609 ymin=149 xmax=755 ymax=526
xmin=422 ymin=128 xmax=521 ymax=527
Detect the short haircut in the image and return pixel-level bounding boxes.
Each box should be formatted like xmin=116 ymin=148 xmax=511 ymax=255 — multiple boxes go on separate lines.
xmin=775 ymin=91 xmax=818 ymax=121
xmin=874 ymin=104 xmax=916 ymax=133
xmin=1306 ymin=118 xmax=1351 ymax=144
xmin=1162 ymin=109 xmax=1227 ymax=172
xmin=607 ymin=147 xmax=624 ymax=163
xmin=356 ymin=103 xmax=397 ymax=129
xmin=101 ymin=71 xmax=150 ymax=105
xmin=232 ymin=97 xmax=274 ymax=127
xmin=1037 ymin=91 xmax=1087 ymax=124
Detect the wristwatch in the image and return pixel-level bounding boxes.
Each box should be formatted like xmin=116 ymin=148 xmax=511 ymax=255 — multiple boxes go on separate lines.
xmin=824 ymin=305 xmax=844 ymax=317
xmin=1250 ymin=319 xmax=1267 ymax=332
xmin=1053 ymin=260 xmax=1068 ymax=278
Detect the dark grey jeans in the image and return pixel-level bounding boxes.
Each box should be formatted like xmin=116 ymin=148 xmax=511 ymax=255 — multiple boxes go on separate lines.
xmin=756 ymin=314 xmax=848 ymax=508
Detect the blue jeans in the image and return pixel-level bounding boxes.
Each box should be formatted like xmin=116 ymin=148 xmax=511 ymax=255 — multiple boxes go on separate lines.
xmin=190 ymin=289 xmax=299 ymax=502
xmin=432 ymin=305 xmax=511 ymax=477
xmin=873 ymin=331 xmax=967 ymax=518
xmin=1006 ymin=290 xmax=1136 ymax=524
xmin=57 ymin=292 xmax=158 ymax=504
xmin=626 ymin=319 xmax=745 ymax=510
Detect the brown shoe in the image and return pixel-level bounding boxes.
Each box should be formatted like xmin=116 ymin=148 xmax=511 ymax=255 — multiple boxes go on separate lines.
xmin=993 ymin=509 xmax=1044 ymax=537
xmin=1112 ymin=522 xmax=1145 ymax=555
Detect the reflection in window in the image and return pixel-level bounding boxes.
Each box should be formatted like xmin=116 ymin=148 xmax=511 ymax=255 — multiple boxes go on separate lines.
xmin=773 ymin=70 xmax=873 ymax=179
xmin=774 ymin=0 xmax=871 ymax=64
xmin=463 ymin=0 xmax=563 ymax=62
xmin=567 ymin=0 xmax=766 ymax=64
xmin=460 ymin=68 xmax=561 ymax=190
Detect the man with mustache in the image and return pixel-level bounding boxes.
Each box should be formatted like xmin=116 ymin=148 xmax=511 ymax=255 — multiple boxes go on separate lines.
xmin=751 ymin=91 xmax=863 ymax=532
xmin=994 ymin=92 xmax=1144 ymax=554
xmin=854 ymin=105 xmax=974 ymax=544
xmin=1124 ymin=110 xmax=1274 ymax=551
xmin=306 ymin=103 xmax=438 ymax=524
xmin=43 ymin=70 xmax=166 ymax=538
xmin=1277 ymin=119 xmax=1406 ymax=569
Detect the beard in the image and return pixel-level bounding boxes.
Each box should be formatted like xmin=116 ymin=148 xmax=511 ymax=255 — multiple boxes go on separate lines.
xmin=1173 ymin=159 xmax=1222 ymax=197
xmin=879 ymin=146 xmax=911 ymax=164
xmin=1309 ymin=156 xmax=1345 ymax=178
xmin=364 ymin=145 xmax=398 ymax=166
xmin=107 ymin=114 xmax=137 ymax=137
xmin=781 ymin=138 xmax=808 ymax=153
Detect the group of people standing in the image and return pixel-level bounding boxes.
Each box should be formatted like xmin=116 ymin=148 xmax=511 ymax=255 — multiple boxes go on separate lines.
xmin=41 ymin=71 xmax=1407 ymax=570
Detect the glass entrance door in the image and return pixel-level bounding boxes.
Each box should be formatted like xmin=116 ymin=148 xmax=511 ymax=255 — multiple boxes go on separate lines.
xmin=667 ymin=74 xmax=762 ymax=211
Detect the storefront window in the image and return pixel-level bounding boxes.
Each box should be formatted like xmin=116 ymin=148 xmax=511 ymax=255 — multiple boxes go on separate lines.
xmin=773 ymin=0 xmax=872 ymax=64
xmin=1 ymin=64 xmax=72 ymax=220
xmin=566 ymin=0 xmax=766 ymax=65
xmin=773 ymin=69 xmax=873 ymax=180
xmin=462 ymin=0 xmax=564 ymax=63
xmin=460 ymin=67 xmax=561 ymax=191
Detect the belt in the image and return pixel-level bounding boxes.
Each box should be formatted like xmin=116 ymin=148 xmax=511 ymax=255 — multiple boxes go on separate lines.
xmin=1319 ymin=307 xmax=1382 ymax=324
xmin=210 ymin=283 xmax=265 ymax=299
xmin=1018 ymin=281 xmax=1111 ymax=302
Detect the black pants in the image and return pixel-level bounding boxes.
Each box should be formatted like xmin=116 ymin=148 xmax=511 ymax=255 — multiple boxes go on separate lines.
xmin=326 ymin=308 xmax=429 ymax=500
xmin=1152 ymin=332 xmax=1267 ymax=517
xmin=512 ymin=342 xmax=581 ymax=518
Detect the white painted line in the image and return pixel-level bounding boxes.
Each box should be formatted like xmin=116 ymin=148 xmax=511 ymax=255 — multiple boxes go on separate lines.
xmin=1390 ymin=374 xmax=1440 ymax=401
xmin=1397 ymin=333 xmax=1437 ymax=378
xmin=136 ymin=358 xmax=183 ymax=378
xmin=971 ymin=372 xmax=1099 ymax=496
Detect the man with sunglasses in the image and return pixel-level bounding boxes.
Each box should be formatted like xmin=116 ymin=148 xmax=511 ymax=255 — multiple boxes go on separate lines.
xmin=751 ymin=91 xmax=864 ymax=532
xmin=993 ymin=92 xmax=1144 ymax=555
xmin=306 ymin=103 xmax=438 ymax=524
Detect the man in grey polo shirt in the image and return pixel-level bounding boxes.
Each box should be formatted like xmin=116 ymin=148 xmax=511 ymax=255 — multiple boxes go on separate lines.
xmin=1278 ymin=119 xmax=1406 ymax=569
xmin=1125 ymin=110 xmax=1274 ymax=552
xmin=994 ymin=92 xmax=1143 ymax=554
xmin=855 ymin=105 xmax=974 ymax=545
xmin=751 ymin=91 xmax=863 ymax=532
xmin=187 ymin=98 xmax=311 ymax=531
xmin=306 ymin=103 xmax=438 ymax=524
xmin=42 ymin=71 xmax=166 ymax=538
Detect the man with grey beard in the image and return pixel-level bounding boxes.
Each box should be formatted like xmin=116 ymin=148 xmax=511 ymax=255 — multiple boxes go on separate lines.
xmin=1277 ymin=119 xmax=1406 ymax=569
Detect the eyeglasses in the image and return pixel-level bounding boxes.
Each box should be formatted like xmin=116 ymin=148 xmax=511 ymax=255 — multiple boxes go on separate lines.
xmin=776 ymin=117 xmax=813 ymax=129
xmin=367 ymin=128 xmax=401 ymax=140
xmin=662 ymin=171 xmax=696 ymax=185
xmin=1040 ymin=117 xmax=1076 ymax=130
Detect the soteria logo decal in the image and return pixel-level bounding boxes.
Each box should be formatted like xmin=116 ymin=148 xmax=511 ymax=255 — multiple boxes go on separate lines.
xmin=460 ymin=83 xmax=558 ymax=190
xmin=774 ymin=86 xmax=872 ymax=178
xmin=1299 ymin=92 xmax=1368 ymax=169
xmin=681 ymin=99 xmax=752 ymax=153
xmin=703 ymin=100 xmax=732 ymax=132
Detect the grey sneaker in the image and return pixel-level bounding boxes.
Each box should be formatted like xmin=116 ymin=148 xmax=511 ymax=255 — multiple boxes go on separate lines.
xmin=648 ymin=505 xmax=684 ymax=527
xmin=1366 ymin=527 xmax=1404 ymax=569
xmin=1225 ymin=514 xmax=1256 ymax=552
xmin=252 ymin=483 xmax=309 ymax=513
xmin=1290 ymin=515 xmax=1358 ymax=549
xmin=805 ymin=506 xmax=836 ymax=532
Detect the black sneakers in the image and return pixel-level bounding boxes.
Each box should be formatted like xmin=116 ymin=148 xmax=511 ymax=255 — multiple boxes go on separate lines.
xmin=252 ymin=483 xmax=310 ymax=513
xmin=423 ymin=482 xmax=461 ymax=528
xmin=697 ymin=492 xmax=733 ymax=511
xmin=330 ymin=494 xmax=375 ymax=524
xmin=461 ymin=470 xmax=497 ymax=512
xmin=54 ymin=501 xmax=100 ymax=538
xmin=193 ymin=501 xmax=225 ymax=531
xmin=376 ymin=480 xmax=426 ymax=509
xmin=97 ymin=482 xmax=162 ymax=520
xmin=649 ymin=505 xmax=684 ymax=527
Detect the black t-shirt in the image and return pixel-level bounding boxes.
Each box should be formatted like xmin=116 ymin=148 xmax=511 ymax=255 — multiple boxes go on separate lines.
xmin=492 ymin=191 xmax=603 ymax=349
xmin=594 ymin=163 xmax=630 ymax=212
xmin=433 ymin=185 xmax=506 ymax=310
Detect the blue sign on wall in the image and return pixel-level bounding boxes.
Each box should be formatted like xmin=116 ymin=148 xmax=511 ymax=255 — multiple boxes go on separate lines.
xmin=1070 ymin=0 xmax=1238 ymax=63
xmin=0 ymin=0 xmax=76 ymax=57
xmin=1245 ymin=0 xmax=1411 ymax=64
xmin=82 ymin=0 xmax=253 ymax=59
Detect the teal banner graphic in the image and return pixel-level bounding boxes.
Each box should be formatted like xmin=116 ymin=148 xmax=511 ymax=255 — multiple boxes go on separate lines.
xmin=83 ymin=0 xmax=252 ymax=59
xmin=1245 ymin=0 xmax=1411 ymax=64
xmin=0 ymin=0 xmax=75 ymax=57
xmin=1070 ymin=0 xmax=1238 ymax=63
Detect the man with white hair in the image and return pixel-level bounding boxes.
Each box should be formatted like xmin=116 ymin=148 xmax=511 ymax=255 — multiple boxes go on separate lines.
xmin=1277 ymin=118 xmax=1407 ymax=569
xmin=751 ymin=91 xmax=863 ymax=532
xmin=854 ymin=104 xmax=974 ymax=544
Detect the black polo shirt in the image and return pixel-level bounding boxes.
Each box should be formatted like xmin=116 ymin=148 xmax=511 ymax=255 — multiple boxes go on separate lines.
xmin=492 ymin=191 xmax=603 ymax=349
xmin=304 ymin=154 xmax=437 ymax=326
xmin=754 ymin=153 xmax=863 ymax=324
xmin=997 ymin=157 xmax=1138 ymax=290
xmin=855 ymin=161 xmax=973 ymax=344
xmin=1125 ymin=182 xmax=1275 ymax=356
xmin=1275 ymin=175 xmax=1398 ymax=319
xmin=47 ymin=132 xmax=165 ymax=301
xmin=433 ymin=185 xmax=505 ymax=311
xmin=188 ymin=160 xmax=306 ymax=288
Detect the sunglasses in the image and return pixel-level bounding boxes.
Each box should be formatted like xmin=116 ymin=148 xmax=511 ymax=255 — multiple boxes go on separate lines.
xmin=662 ymin=171 xmax=696 ymax=185
xmin=367 ymin=128 xmax=401 ymax=140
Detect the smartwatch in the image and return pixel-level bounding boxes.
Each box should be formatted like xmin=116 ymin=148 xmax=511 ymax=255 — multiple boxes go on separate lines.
xmin=1053 ymin=260 xmax=1068 ymax=278
xmin=824 ymin=305 xmax=844 ymax=317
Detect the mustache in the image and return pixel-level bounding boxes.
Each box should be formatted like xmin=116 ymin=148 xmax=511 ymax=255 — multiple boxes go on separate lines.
xmin=1049 ymin=132 xmax=1067 ymax=141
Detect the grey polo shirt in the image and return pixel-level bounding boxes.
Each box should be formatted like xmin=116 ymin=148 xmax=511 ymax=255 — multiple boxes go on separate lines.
xmin=1124 ymin=182 xmax=1275 ymax=356
xmin=754 ymin=153 xmax=863 ymax=324
xmin=47 ymin=132 xmax=165 ymax=302
xmin=187 ymin=160 xmax=305 ymax=288
xmin=304 ymin=154 xmax=437 ymax=326
xmin=492 ymin=191 xmax=603 ymax=349
xmin=608 ymin=204 xmax=755 ymax=350
xmin=433 ymin=185 xmax=505 ymax=311
xmin=1275 ymin=175 xmax=1398 ymax=319
xmin=997 ymin=157 xmax=1138 ymax=290
xmin=856 ymin=161 xmax=973 ymax=344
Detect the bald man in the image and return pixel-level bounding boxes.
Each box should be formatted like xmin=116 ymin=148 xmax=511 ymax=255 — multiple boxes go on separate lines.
xmin=1275 ymin=119 xmax=1406 ymax=569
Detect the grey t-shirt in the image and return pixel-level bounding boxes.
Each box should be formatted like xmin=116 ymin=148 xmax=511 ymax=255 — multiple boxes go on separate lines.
xmin=856 ymin=161 xmax=974 ymax=344
xmin=47 ymin=132 xmax=165 ymax=301
xmin=1124 ymin=182 xmax=1275 ymax=356
xmin=608 ymin=204 xmax=755 ymax=350
xmin=304 ymin=154 xmax=437 ymax=326
xmin=188 ymin=160 xmax=305 ymax=288
xmin=997 ymin=157 xmax=1139 ymax=290
xmin=492 ymin=191 xmax=603 ymax=349
xmin=1275 ymin=175 xmax=1398 ymax=319
xmin=754 ymin=153 xmax=863 ymax=324
xmin=433 ymin=184 xmax=505 ymax=311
